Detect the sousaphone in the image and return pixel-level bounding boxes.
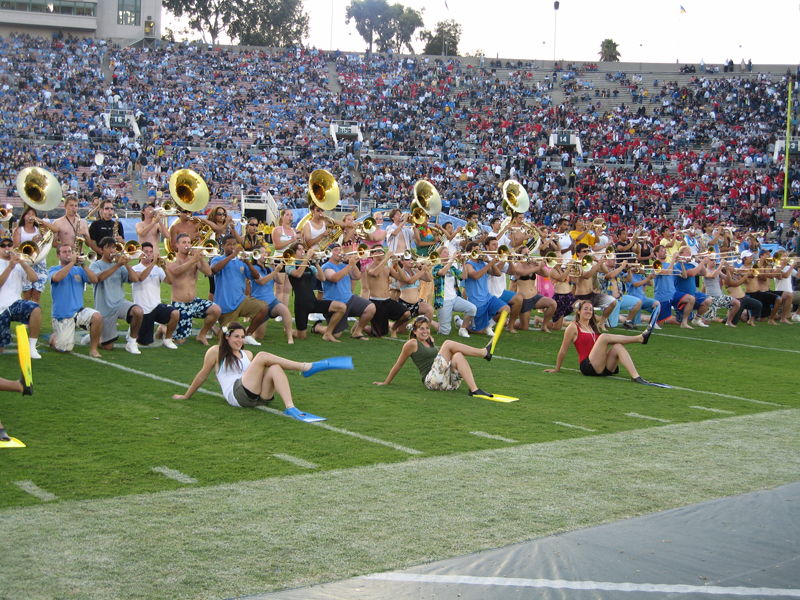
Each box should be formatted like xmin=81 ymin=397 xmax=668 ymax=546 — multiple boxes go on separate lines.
xmin=169 ymin=169 xmax=210 ymax=213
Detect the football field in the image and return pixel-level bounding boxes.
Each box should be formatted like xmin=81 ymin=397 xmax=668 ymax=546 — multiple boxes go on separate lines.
xmin=1 ymin=282 xmax=799 ymax=599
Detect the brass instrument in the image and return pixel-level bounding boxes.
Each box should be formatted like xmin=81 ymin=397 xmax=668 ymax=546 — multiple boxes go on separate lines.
xmin=411 ymin=179 xmax=443 ymax=218
xmin=82 ymin=250 xmax=98 ymax=264
xmin=190 ymin=239 xmax=220 ymax=257
xmin=123 ymin=240 xmax=143 ymax=259
xmin=592 ymin=217 xmax=607 ymax=230
xmin=317 ymin=217 xmax=344 ymax=251
xmin=113 ymin=215 xmax=120 ymax=240
xmin=501 ymin=179 xmax=531 ymax=215
xmin=355 ymin=216 xmax=378 ymax=238
xmin=169 ymin=169 xmax=210 ymax=213
xmin=157 ymin=252 xmax=177 ymax=266
xmin=16 ymin=166 xmax=63 ymax=211
xmin=0 ymin=204 xmax=13 ymax=221
xmin=240 ymin=249 xmax=263 ymax=261
xmin=343 ymin=243 xmax=379 ymax=259
xmin=154 ymin=200 xmax=179 ymax=216
xmin=456 ymin=221 xmax=481 ymax=240
xmin=309 ymin=169 xmax=340 ymax=210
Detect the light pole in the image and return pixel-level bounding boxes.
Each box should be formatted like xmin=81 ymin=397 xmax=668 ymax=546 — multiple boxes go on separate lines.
xmin=553 ymin=1 xmax=559 ymax=65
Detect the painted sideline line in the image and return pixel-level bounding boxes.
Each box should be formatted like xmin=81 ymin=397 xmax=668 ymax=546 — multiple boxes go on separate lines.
xmin=151 ymin=467 xmax=198 ymax=484
xmin=690 ymin=406 xmax=736 ymax=415
xmin=553 ymin=421 xmax=597 ymax=432
xmin=70 ymin=353 xmax=421 ymax=455
xmin=13 ymin=480 xmax=57 ymax=502
xmin=273 ymin=453 xmax=318 ymax=469
xmin=494 ymin=355 xmax=783 ymax=406
xmin=360 ymin=573 xmax=800 ymax=597
xmin=653 ymin=333 xmax=800 ymax=354
xmin=626 ymin=412 xmax=672 ymax=423
xmin=470 ymin=431 xmax=518 ymax=443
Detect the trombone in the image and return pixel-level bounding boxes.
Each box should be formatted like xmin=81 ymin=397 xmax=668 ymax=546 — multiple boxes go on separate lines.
xmin=154 ymin=200 xmax=179 ymax=216
xmin=343 ymin=243 xmax=382 ymax=259
xmin=190 ymin=239 xmax=221 ymax=257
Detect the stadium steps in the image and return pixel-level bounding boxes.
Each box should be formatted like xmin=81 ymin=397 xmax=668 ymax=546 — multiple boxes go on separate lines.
xmin=327 ymin=62 xmax=342 ymax=94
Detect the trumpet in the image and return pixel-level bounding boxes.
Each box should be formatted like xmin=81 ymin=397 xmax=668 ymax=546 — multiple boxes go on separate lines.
xmin=190 ymin=240 xmax=220 ymax=257
xmin=355 ymin=216 xmax=378 ymax=238
xmin=240 ymin=249 xmax=263 ymax=261
xmin=156 ymin=252 xmax=177 ymax=267
xmin=154 ymin=200 xmax=179 ymax=216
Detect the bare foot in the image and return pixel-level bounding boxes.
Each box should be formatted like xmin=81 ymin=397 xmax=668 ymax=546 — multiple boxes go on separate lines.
xmin=196 ymin=335 xmax=210 ymax=346
xmin=287 ymin=338 xmax=294 ymax=344
xmin=747 ymin=320 xmax=757 ymax=327
xmin=780 ymin=319 xmax=791 ymax=324
xmin=505 ymin=327 xmax=517 ymax=334
xmin=89 ymin=350 xmax=102 ymax=358
xmin=680 ymin=323 xmax=694 ymax=329
xmin=541 ymin=328 xmax=553 ymax=333
xmin=322 ymin=333 xmax=341 ymax=343
xmin=725 ymin=322 xmax=736 ymax=328
xmin=768 ymin=320 xmax=778 ymax=326
xmin=351 ymin=333 xmax=370 ymax=341
xmin=390 ymin=330 xmax=398 ymax=339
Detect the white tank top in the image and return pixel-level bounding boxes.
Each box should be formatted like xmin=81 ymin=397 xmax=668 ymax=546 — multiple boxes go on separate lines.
xmin=307 ymin=220 xmax=326 ymax=250
xmin=18 ymin=227 xmax=38 ymax=243
xmin=216 ymin=352 xmax=251 ymax=407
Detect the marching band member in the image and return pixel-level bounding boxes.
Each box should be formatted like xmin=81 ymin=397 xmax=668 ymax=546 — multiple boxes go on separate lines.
xmin=385 ymin=209 xmax=414 ymax=300
xmin=432 ymin=247 xmax=475 ymax=337
xmin=544 ymin=300 xmax=658 ymax=385
xmin=700 ymin=259 xmax=740 ymax=327
xmin=135 ymin=203 xmax=169 ymax=248
xmin=625 ymin=266 xmax=661 ymax=329
xmin=393 ymin=254 xmax=437 ymax=329
xmin=89 ymin=237 xmax=143 ymax=354
xmin=773 ymin=251 xmax=797 ymax=323
xmin=463 ymin=241 xmax=510 ymax=336
xmin=13 ymin=207 xmax=58 ymax=303
xmin=374 ymin=315 xmax=495 ymax=398
xmin=358 ymin=211 xmax=387 ymax=300
xmin=362 ymin=247 xmax=411 ymax=338
xmin=547 ymin=258 xmax=577 ymax=331
xmin=166 ymin=233 xmax=222 ymax=345
xmin=0 ymin=236 xmax=42 ymax=359
xmin=53 ymin=195 xmax=91 ymax=252
xmin=651 ymin=244 xmax=695 ymax=329
xmin=572 ymin=243 xmax=616 ymax=331
xmin=285 ymin=243 xmax=346 ymax=342
xmin=320 ymin=243 xmax=375 ymax=340
xmin=210 ymin=235 xmax=270 ymax=345
xmin=168 ymin=209 xmax=202 ymax=250
xmin=87 ymin=200 xmax=124 ymax=255
xmin=512 ymin=250 xmax=556 ymax=332
xmin=271 ymin=208 xmax=302 ymax=307
xmin=48 ymin=243 xmax=102 ymax=357
xmin=246 ymin=246 xmax=296 ymax=344
xmin=722 ymin=259 xmax=761 ymax=326
xmin=554 ymin=217 xmax=573 ymax=259
xmin=131 ymin=242 xmax=180 ymax=349
xmin=674 ymin=246 xmax=713 ymax=327
xmin=485 ymin=236 xmax=522 ymax=333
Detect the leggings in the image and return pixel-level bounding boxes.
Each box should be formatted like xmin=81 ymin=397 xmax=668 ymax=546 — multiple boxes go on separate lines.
xmin=732 ymin=296 xmax=763 ymax=325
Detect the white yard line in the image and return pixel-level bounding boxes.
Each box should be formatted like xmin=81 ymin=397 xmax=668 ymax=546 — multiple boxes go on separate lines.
xmin=150 ymin=467 xmax=198 ymax=484
xmin=71 ymin=353 xmax=422 ymax=455
xmin=360 ymin=573 xmax=800 ymax=597
xmin=273 ymin=454 xmax=319 ymax=469
xmin=494 ymin=355 xmax=783 ymax=406
xmin=552 ymin=421 xmax=597 ymax=432
xmin=470 ymin=431 xmax=518 ymax=443
xmin=626 ymin=412 xmax=673 ymax=423
xmin=653 ymin=333 xmax=800 ymax=354
xmin=13 ymin=480 xmax=57 ymax=502
xmin=690 ymin=406 xmax=736 ymax=414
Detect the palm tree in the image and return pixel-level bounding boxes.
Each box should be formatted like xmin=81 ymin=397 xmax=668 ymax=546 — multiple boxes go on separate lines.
xmin=599 ymin=39 xmax=621 ymax=62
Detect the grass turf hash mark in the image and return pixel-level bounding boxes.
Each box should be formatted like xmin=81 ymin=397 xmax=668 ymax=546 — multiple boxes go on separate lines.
xmin=470 ymin=431 xmax=518 ymax=443
xmin=151 ymin=467 xmax=198 ymax=484
xmin=13 ymin=481 xmax=57 ymax=502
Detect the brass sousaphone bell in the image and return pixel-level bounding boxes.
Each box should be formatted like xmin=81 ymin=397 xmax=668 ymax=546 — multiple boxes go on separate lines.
xmin=169 ymin=169 xmax=210 ymax=213
xmin=501 ymin=179 xmax=531 ymax=216
xmin=16 ymin=167 xmax=63 ymax=212
xmin=308 ymin=169 xmax=340 ymax=211
xmin=411 ymin=179 xmax=443 ymax=218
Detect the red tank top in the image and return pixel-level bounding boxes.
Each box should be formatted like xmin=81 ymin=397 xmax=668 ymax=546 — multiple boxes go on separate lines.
xmin=574 ymin=327 xmax=598 ymax=363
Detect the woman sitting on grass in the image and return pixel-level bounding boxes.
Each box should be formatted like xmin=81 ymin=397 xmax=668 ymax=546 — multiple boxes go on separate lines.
xmin=544 ymin=300 xmax=660 ymax=385
xmin=373 ymin=316 xmax=494 ymax=397
xmin=173 ymin=322 xmax=351 ymax=419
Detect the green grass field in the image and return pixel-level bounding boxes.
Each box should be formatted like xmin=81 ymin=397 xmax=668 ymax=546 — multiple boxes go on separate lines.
xmin=1 ymin=268 xmax=799 ymax=598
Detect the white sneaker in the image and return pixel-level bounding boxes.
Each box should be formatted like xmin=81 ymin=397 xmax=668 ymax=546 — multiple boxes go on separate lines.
xmin=485 ymin=324 xmax=495 ymax=337
xmin=30 ymin=346 xmax=41 ymax=360
xmin=80 ymin=334 xmax=91 ymax=346
xmin=162 ymin=338 xmax=178 ymax=350
xmin=243 ymin=335 xmax=261 ymax=346
xmin=125 ymin=340 xmax=141 ymax=355
xmin=692 ymin=318 xmax=709 ymax=328
xmin=792 ymin=314 xmax=800 ymax=323
xmin=654 ymin=323 xmax=662 ymax=330
xmin=458 ymin=327 xmax=471 ymax=338
xmin=454 ymin=315 xmax=463 ymax=328
xmin=275 ymin=316 xmax=283 ymax=322
xmin=309 ymin=313 xmax=325 ymax=321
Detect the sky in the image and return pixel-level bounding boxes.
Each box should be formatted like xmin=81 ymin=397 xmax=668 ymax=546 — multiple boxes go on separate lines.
xmin=165 ymin=0 xmax=800 ymax=66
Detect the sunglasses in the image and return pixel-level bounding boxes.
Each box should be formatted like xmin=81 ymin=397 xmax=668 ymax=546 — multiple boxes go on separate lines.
xmin=414 ymin=316 xmax=430 ymax=324
xmin=248 ymin=222 xmax=257 ymax=226
xmin=0 ymin=243 xmax=12 ymax=248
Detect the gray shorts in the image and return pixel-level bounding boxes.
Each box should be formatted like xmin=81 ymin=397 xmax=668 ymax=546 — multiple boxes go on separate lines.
xmin=521 ymin=294 xmax=545 ymax=313
xmin=330 ymin=295 xmax=373 ymax=334
xmin=232 ymin=378 xmax=259 ymax=408
xmin=101 ymin=300 xmax=137 ymax=345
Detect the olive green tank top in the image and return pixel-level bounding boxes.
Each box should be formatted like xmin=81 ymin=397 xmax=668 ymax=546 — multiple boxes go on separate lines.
xmin=410 ymin=340 xmax=439 ymax=381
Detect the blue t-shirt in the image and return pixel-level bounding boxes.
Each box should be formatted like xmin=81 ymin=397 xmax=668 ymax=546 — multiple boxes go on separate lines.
xmin=674 ymin=262 xmax=697 ymax=295
xmin=463 ymin=260 xmax=491 ymax=307
xmin=321 ymin=261 xmax=351 ymax=303
xmin=250 ymin=264 xmax=277 ymax=304
xmin=653 ymin=262 xmax=677 ymax=302
xmin=628 ymin=273 xmax=647 ymax=300
xmin=49 ymin=265 xmax=89 ymax=319
xmin=210 ymin=255 xmax=252 ymax=313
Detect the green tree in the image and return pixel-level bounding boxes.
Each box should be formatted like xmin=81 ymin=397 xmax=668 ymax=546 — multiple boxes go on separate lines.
xmin=163 ymin=0 xmax=309 ymax=46
xmin=420 ymin=19 xmax=461 ymax=56
xmin=345 ymin=0 xmax=392 ymax=54
xmin=599 ymin=38 xmax=621 ymax=62
xmin=162 ymin=0 xmax=233 ymax=43
xmin=228 ymin=0 xmax=309 ymax=46
xmin=376 ymin=4 xmax=424 ymax=54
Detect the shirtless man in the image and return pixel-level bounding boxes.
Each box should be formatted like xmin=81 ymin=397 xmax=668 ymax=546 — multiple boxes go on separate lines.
xmin=393 ymin=255 xmax=437 ymax=333
xmin=572 ymin=243 xmax=617 ymax=331
xmin=724 ymin=259 xmax=761 ymax=326
xmin=512 ymin=251 xmax=557 ymax=332
xmin=385 ymin=208 xmax=414 ymax=300
xmin=169 ymin=210 xmax=202 ymax=251
xmin=359 ymin=211 xmax=387 ymax=300
xmin=166 ymin=232 xmax=222 ymax=345
xmin=52 ymin=195 xmax=91 ymax=252
xmin=363 ymin=248 xmax=411 ymax=338
xmin=135 ymin=203 xmax=169 ymax=248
